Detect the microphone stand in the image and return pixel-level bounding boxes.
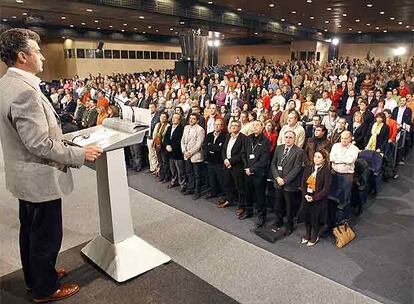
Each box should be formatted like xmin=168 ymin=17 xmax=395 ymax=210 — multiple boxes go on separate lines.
xmin=93 ymin=86 xmax=123 ymax=120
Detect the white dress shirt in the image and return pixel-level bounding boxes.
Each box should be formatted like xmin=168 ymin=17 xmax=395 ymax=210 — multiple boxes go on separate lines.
xmin=226 ymin=133 xmax=239 ymax=159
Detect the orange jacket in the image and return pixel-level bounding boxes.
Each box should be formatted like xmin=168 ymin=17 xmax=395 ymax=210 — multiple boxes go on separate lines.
xmin=386 ymin=118 xmax=397 ymax=142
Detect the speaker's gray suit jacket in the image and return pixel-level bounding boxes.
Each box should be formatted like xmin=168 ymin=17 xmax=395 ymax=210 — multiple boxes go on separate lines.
xmin=0 ymin=68 xmax=85 ymax=202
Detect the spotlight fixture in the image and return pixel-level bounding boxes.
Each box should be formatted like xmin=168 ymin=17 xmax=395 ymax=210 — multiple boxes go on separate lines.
xmin=269 ymin=4 xmax=275 ymax=7
xmin=291 ymin=10 xmax=296 ymax=14
xmin=281 ymin=18 xmax=285 ymax=21
xmin=70 ymin=24 xmax=74 ymax=27
xmin=61 ymin=16 xmax=66 ymax=20
xmin=310 ymin=16 xmax=314 ymax=19
xmin=307 ymin=0 xmax=312 ymax=3
xmin=366 ymin=4 xmax=373 ymax=7
xmin=343 ymin=13 xmax=347 ymax=17
xmin=237 ymin=8 xmax=242 ymax=11
xmin=139 ymin=16 xmax=144 ymax=19
xmin=355 ymin=19 xmax=360 ymax=22
xmin=86 ymin=9 xmax=93 ymax=12
xmin=16 ymin=0 xmax=24 ymax=3
xmin=81 ymin=22 xmax=86 ymax=25
xmin=208 ymin=1 xmax=213 ymax=3
xmin=390 ymin=17 xmax=395 ymax=20
xmin=326 ymin=7 xmax=332 ymax=11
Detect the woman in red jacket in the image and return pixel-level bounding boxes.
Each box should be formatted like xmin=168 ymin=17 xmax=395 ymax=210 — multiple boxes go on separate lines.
xmin=263 ymin=119 xmax=278 ymax=155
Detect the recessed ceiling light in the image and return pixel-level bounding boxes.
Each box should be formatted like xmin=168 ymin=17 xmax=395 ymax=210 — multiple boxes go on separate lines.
xmin=411 ymin=29 xmax=414 ymax=32
xmin=134 ymin=27 xmax=137 ymax=30
xmin=170 ymin=28 xmax=174 ymax=30
xmin=358 ymin=31 xmax=362 ymax=33
xmin=355 ymin=19 xmax=360 ymax=22
xmin=269 ymin=4 xmax=275 ymax=7
xmin=16 ymin=0 xmax=24 ymax=3
xmin=86 ymin=9 xmax=93 ymax=12
xmin=366 ymin=23 xmax=370 ymax=26
xmin=406 ymin=25 xmax=410 ymax=28
xmin=121 ymin=29 xmax=125 ymax=32
xmin=175 ymin=31 xmax=178 ymax=34
xmin=326 ymin=7 xmax=332 ymax=10
xmin=208 ymin=1 xmax=213 ymax=3
xmin=298 ymin=22 xmax=302 ymax=25
xmin=281 ymin=18 xmax=285 ymax=21
xmin=348 ymin=28 xmax=352 ymax=31
xmin=109 ymin=25 xmax=113 ymax=28
xmin=180 ymin=21 xmax=185 ymax=24
xmin=325 ymin=20 xmax=329 ymax=24
xmin=379 ymin=11 xmax=385 ymax=14
xmin=375 ymin=26 xmax=380 ymax=29
xmin=139 ymin=16 xmax=144 ymax=19
xmin=310 ymin=16 xmax=314 ymax=19
xmin=81 ymin=22 xmax=86 ymax=25
xmin=70 ymin=24 xmax=74 ymax=27
xmin=398 ymin=21 xmax=403 ymax=25
xmin=237 ymin=8 xmax=242 ymax=11
xmin=338 ymin=24 xmax=342 ymax=28
xmin=383 ymin=29 xmax=387 ymax=32
xmin=62 ymin=36 xmax=65 ymax=39
xmin=142 ymin=31 xmax=146 ymax=34
xmin=2 ymin=19 xmax=7 ymax=22
xmin=390 ymin=17 xmax=395 ymax=20
xmin=123 ymin=23 xmax=127 ymax=26
xmin=254 ymin=32 xmax=258 ymax=35
xmin=366 ymin=4 xmax=373 ymax=7
xmin=22 ymin=12 xmax=27 ymax=15
xmin=343 ymin=13 xmax=347 ymax=17
xmin=324 ymin=29 xmax=328 ymax=32
xmin=291 ymin=10 xmax=296 ymax=14
xmin=61 ymin=16 xmax=66 ymax=20
xmin=12 ymin=16 xmax=17 ymax=19
xmin=97 ymin=27 xmax=101 ymax=30
xmin=94 ymin=20 xmax=99 ymax=23
xmin=307 ymin=0 xmax=312 ymax=3
xmin=156 ymin=29 xmax=159 ymax=32
xmin=148 ymin=25 xmax=152 ymax=28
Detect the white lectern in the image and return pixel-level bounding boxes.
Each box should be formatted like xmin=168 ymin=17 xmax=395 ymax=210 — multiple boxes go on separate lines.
xmin=64 ymin=115 xmax=171 ymax=282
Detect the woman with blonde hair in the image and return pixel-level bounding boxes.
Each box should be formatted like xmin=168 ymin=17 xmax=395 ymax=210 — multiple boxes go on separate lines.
xmin=96 ymin=105 xmax=108 ymax=125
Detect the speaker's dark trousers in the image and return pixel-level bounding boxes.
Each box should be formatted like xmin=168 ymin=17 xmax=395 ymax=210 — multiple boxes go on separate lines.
xmin=18 ymin=199 xmax=62 ymax=298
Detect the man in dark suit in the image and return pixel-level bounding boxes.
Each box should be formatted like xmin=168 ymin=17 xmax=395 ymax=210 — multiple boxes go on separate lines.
xmin=203 ymin=118 xmax=226 ymax=199
xmin=242 ymin=121 xmax=271 ymax=227
xmin=271 ymin=130 xmax=304 ymax=235
xmin=392 ymin=97 xmax=413 ymax=164
xmin=198 ymin=87 xmax=210 ymax=111
xmin=164 ymin=113 xmax=186 ymax=189
xmin=218 ymin=120 xmax=247 ymax=215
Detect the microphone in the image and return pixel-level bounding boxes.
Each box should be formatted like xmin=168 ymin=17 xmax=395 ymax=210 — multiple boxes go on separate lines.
xmin=130 ymin=106 xmax=136 ymax=123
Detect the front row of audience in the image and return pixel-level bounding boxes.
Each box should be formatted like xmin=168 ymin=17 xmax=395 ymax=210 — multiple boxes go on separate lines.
xmin=132 ymin=106 xmax=390 ymax=247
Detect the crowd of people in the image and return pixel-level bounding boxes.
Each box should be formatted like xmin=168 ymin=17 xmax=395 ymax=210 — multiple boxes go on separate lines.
xmin=43 ymin=55 xmax=414 ymax=246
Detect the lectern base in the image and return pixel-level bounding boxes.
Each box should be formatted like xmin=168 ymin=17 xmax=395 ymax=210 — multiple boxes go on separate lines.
xmin=81 ymin=235 xmax=171 ymax=282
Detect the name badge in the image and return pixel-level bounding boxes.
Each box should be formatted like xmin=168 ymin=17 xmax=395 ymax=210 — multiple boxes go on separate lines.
xmin=249 ymin=154 xmax=255 ymax=159
xmin=277 ymin=166 xmax=283 ymax=171
xmin=307 ymin=188 xmax=314 ymax=193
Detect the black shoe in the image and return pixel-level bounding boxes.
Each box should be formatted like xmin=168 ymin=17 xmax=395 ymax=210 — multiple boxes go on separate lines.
xmin=162 ymin=179 xmax=170 ymax=184
xmin=270 ymin=222 xmax=283 ymax=230
xmin=192 ymin=193 xmax=201 ymax=200
xmin=135 ymin=167 xmax=143 ymax=172
xmin=239 ymin=213 xmax=252 ymax=220
xmin=255 ymin=217 xmax=265 ymax=228
xmin=168 ymin=183 xmax=178 ymax=189
xmin=180 ymin=187 xmax=187 ymax=193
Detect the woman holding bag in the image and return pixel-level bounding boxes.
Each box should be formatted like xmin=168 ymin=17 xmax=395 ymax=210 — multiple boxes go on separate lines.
xmin=299 ymin=149 xmax=332 ymax=246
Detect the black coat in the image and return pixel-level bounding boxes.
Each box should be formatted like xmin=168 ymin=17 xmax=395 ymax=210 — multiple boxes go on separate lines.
xmin=392 ymin=107 xmax=412 ymax=126
xmin=243 ymin=133 xmax=270 ymax=175
xmin=221 ymin=133 xmax=246 ymax=169
xmin=271 ymin=145 xmax=304 ymax=191
xmin=301 ymin=164 xmax=332 ymax=202
xmin=203 ymin=131 xmax=226 ymax=165
xmin=348 ymin=122 xmax=369 ymax=150
xmin=163 ymin=124 xmax=184 ymax=160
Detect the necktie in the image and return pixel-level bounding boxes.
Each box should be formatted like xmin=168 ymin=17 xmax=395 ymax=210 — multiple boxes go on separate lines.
xmin=281 ymin=146 xmax=289 ymax=163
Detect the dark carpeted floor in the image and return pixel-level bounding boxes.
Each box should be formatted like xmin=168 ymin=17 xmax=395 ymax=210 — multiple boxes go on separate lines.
xmin=127 ymin=154 xmax=414 ymax=304
xmin=0 ymin=244 xmax=239 ymax=304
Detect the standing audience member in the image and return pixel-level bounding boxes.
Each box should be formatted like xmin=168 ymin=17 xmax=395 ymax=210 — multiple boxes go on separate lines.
xmin=243 ymin=121 xmax=271 ymax=227
xmin=271 ymin=131 xmax=305 ymax=236
xmin=299 ymin=149 xmax=332 ymax=246
xmin=181 ymin=113 xmax=205 ymax=200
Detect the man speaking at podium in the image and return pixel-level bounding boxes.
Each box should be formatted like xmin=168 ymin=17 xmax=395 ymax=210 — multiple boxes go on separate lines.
xmin=0 ymin=28 xmax=102 ymax=302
